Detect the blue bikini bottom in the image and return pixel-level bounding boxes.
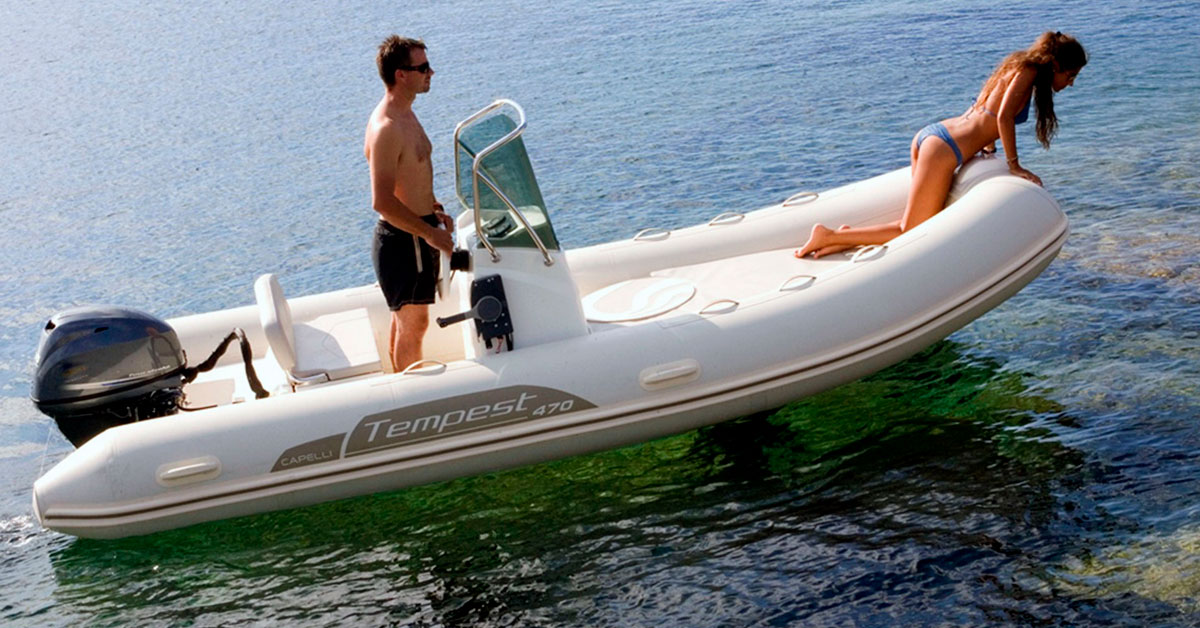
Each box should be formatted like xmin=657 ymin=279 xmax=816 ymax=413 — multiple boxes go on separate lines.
xmin=914 ymin=122 xmax=963 ymax=167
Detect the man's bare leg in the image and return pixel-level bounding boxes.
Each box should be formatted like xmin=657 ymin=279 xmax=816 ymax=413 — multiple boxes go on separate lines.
xmin=389 ymin=304 xmax=430 ymax=372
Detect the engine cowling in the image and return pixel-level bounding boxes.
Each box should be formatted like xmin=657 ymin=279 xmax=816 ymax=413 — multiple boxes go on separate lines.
xmin=31 ymin=306 xmax=185 ymax=447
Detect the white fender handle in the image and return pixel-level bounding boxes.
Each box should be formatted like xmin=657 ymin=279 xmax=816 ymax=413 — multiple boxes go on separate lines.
xmin=783 ymin=191 xmax=819 ymax=207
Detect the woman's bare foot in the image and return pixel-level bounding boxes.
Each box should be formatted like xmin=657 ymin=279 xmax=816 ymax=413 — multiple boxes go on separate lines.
xmin=795 ymin=223 xmax=832 ymax=258
xmin=795 ymin=224 xmax=855 ymax=259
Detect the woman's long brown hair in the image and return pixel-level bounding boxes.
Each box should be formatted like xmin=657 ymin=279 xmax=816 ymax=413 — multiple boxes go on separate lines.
xmin=980 ymin=31 xmax=1088 ymax=148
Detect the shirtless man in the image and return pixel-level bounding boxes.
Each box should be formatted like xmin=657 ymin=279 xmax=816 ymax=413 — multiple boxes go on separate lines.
xmin=365 ymin=36 xmax=454 ymax=372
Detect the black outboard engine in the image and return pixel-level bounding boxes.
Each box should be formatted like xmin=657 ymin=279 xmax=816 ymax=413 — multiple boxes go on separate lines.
xmin=32 ymin=306 xmax=186 ymax=447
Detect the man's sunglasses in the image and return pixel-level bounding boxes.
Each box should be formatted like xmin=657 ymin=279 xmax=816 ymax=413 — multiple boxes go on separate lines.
xmin=399 ymin=62 xmax=433 ymax=74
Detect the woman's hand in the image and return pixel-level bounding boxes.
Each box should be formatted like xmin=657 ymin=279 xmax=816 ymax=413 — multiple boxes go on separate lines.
xmin=1008 ymin=163 xmax=1043 ymax=186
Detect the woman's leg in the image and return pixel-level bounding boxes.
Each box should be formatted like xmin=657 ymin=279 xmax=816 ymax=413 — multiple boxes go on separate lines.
xmin=795 ymin=221 xmax=902 ymax=258
xmin=795 ymin=135 xmax=958 ymax=258
xmin=899 ymin=137 xmax=957 ymax=232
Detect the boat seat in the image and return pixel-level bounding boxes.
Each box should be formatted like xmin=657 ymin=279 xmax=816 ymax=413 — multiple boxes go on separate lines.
xmin=581 ymin=276 xmax=696 ymax=323
xmin=254 ymin=274 xmax=381 ymax=385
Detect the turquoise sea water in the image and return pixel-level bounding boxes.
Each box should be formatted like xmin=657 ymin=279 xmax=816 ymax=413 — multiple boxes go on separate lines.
xmin=3 ymin=1 xmax=1199 ymax=625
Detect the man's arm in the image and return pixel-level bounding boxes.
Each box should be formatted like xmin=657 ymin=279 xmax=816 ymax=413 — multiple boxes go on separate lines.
xmin=368 ymin=124 xmax=454 ymax=252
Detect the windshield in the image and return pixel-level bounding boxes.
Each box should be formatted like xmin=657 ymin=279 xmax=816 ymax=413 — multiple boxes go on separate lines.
xmin=455 ymin=112 xmax=560 ymax=251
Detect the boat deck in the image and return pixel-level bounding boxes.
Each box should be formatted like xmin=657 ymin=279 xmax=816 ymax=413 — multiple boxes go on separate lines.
xmin=182 ymin=244 xmax=878 ymax=406
xmin=582 ymin=244 xmax=863 ymax=331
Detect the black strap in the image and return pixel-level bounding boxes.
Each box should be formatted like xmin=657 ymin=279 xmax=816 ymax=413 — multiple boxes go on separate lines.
xmin=181 ymin=328 xmax=269 ymax=399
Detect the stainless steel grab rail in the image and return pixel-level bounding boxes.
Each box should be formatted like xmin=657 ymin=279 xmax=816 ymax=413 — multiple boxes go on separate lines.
xmin=452 ymin=99 xmax=554 ymax=266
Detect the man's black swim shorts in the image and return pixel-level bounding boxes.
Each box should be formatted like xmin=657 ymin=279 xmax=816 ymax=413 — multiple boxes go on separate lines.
xmin=372 ymin=214 xmax=441 ymax=311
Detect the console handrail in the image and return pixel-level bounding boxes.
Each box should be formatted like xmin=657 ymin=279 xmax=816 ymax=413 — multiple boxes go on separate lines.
xmin=453 ymin=100 xmax=554 ymax=266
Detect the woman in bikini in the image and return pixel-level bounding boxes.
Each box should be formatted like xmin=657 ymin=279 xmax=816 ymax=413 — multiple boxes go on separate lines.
xmin=796 ymin=31 xmax=1088 ymax=259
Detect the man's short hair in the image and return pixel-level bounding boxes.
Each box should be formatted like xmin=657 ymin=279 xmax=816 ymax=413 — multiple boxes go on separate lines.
xmin=377 ymin=36 xmax=426 ymax=87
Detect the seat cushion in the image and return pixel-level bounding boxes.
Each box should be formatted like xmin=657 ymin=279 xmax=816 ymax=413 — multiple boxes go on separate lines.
xmin=292 ymin=307 xmax=381 ymax=380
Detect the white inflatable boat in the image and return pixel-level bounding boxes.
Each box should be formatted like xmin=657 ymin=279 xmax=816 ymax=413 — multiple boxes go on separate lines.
xmin=31 ymin=100 xmax=1068 ymax=538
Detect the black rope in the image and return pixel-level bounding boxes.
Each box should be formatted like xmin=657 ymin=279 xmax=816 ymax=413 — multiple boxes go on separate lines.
xmin=181 ymin=328 xmax=269 ymax=399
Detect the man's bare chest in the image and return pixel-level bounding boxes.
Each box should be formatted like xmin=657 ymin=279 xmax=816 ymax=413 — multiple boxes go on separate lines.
xmin=397 ymin=121 xmax=432 ymax=165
